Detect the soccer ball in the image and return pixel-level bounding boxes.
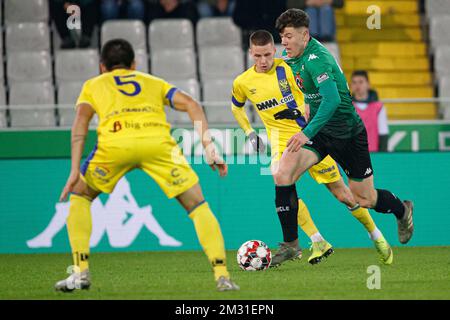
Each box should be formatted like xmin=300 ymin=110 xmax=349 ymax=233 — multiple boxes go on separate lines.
xmin=236 ymin=240 xmax=272 ymax=271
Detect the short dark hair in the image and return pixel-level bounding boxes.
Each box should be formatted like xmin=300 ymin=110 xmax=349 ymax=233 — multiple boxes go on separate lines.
xmin=276 ymin=8 xmax=310 ymax=33
xmin=352 ymin=70 xmax=370 ymax=81
xmin=249 ymin=30 xmax=274 ymax=47
xmin=100 ymin=39 xmax=135 ymax=71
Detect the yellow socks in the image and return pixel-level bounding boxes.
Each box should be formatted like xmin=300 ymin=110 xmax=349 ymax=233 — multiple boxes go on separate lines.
xmin=297 ymin=198 xmax=319 ymax=237
xmin=189 ymin=201 xmax=229 ymax=281
xmin=349 ymin=204 xmax=377 ymax=233
xmin=67 ymin=194 xmax=92 ymax=272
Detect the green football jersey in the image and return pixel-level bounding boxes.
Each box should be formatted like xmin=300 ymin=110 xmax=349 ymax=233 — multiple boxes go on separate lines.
xmin=283 ymin=37 xmax=364 ymax=139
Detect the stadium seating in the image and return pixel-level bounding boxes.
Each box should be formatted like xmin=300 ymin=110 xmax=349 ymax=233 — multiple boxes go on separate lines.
xmin=101 ymin=20 xmax=147 ymax=51
xmin=439 ymin=76 xmax=450 ymax=119
xmin=336 ymin=0 xmax=436 ymax=119
xmin=169 ymin=79 xmax=201 ymax=101
xmin=151 ymin=49 xmax=197 ymax=80
xmin=0 ymin=107 xmax=7 ymax=128
xmin=196 ymin=17 xmax=242 ymax=48
xmin=0 ymin=88 xmax=6 ymax=128
xmin=55 ymin=49 xmax=99 ymax=83
xmin=202 ymin=79 xmax=236 ymax=123
xmin=430 ymin=15 xmax=450 ymax=51
xmin=9 ymin=82 xmax=55 ymax=106
xmin=135 ymin=49 xmax=149 ymax=73
xmin=6 ymin=22 xmax=50 ymax=52
xmin=199 ymin=47 xmax=244 ymax=80
xmin=434 ymin=46 xmax=450 ymax=79
xmin=57 ymin=81 xmax=84 ymax=104
xmin=0 ymin=87 xmax=6 ymax=106
xmin=9 ymin=106 xmax=56 ymax=128
xmin=5 ymin=0 xmax=49 ymax=24
xmin=0 ymin=58 xmax=4 ymax=80
xmin=426 ymin=0 xmax=450 ymax=18
xmin=58 ymin=104 xmax=77 ymax=127
xmin=0 ymin=1 xmax=444 ymax=128
xmin=7 ymin=51 xmax=52 ymax=84
xmin=149 ymin=19 xmax=194 ymax=51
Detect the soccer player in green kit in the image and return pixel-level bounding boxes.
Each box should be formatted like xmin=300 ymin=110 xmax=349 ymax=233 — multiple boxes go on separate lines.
xmin=269 ymin=9 xmax=414 ymax=265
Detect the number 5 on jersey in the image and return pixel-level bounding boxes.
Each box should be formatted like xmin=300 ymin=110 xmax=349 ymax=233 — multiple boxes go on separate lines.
xmin=114 ymin=75 xmax=141 ymax=96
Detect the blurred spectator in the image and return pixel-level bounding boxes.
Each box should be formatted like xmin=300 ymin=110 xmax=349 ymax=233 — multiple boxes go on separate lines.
xmin=287 ymin=0 xmax=344 ymax=42
xmin=101 ymin=0 xmax=146 ymax=21
xmin=50 ymin=0 xmax=99 ymax=49
xmin=147 ymin=0 xmax=199 ymax=25
xmin=197 ymin=0 xmax=235 ymax=18
xmin=351 ymin=70 xmax=389 ymax=152
xmin=233 ymin=0 xmax=286 ymax=44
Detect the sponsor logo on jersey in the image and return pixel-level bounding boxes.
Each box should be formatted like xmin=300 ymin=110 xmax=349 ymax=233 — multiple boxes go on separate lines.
xmin=317 ymin=165 xmax=336 ymax=174
xmin=94 ymin=166 xmax=110 ymax=177
xmin=171 ymin=168 xmax=180 ymax=177
xmin=256 ymin=98 xmax=278 ymax=110
xmin=278 ymin=79 xmax=290 ymax=95
xmin=295 ymin=72 xmax=304 ymax=90
xmin=249 ymin=88 xmax=257 ymax=95
xmin=317 ymin=73 xmax=329 ymax=84
xmin=308 ymin=54 xmax=318 ymax=61
xmin=109 ymin=121 xmax=122 ymax=133
xmin=304 ymin=93 xmax=322 ymax=100
xmin=255 ymin=95 xmax=295 ymax=111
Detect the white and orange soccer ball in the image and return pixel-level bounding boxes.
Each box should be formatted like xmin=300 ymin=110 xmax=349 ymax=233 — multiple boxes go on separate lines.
xmin=237 ymin=240 xmax=272 ymax=271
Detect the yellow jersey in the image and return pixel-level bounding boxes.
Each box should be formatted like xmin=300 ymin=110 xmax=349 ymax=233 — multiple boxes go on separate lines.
xmin=77 ymin=69 xmax=177 ymax=143
xmin=231 ymin=58 xmax=306 ymax=142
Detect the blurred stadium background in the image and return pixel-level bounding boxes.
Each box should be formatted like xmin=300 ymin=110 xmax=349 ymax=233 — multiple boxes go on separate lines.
xmin=0 ymin=0 xmax=449 ymax=257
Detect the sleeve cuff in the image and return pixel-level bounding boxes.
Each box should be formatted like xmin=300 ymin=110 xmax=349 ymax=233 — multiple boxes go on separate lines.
xmin=165 ymin=87 xmax=178 ymax=109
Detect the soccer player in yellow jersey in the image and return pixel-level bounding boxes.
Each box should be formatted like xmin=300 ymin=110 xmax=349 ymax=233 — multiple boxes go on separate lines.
xmin=231 ymin=30 xmax=393 ymax=266
xmin=55 ymin=39 xmax=239 ymax=292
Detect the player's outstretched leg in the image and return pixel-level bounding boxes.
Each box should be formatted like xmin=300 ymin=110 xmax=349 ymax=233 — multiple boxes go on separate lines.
xmin=271 ymin=148 xmax=319 ymax=268
xmin=297 ymin=199 xmax=334 ymax=265
xmin=55 ymin=194 xmax=94 ymax=292
xmin=270 ymin=184 xmax=303 ymax=268
xmin=178 ymin=184 xmax=239 ymax=291
xmin=349 ymin=177 xmax=414 ymax=244
xmin=325 ymin=179 xmax=393 ymax=264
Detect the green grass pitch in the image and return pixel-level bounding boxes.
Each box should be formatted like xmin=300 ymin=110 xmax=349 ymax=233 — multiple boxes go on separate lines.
xmin=0 ymin=246 xmax=449 ymax=300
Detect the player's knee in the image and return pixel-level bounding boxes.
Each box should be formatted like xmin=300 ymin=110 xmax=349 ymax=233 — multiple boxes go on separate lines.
xmin=273 ymin=169 xmax=294 ymax=185
xmin=354 ymin=194 xmax=375 ymax=208
xmin=334 ymin=189 xmax=352 ymax=205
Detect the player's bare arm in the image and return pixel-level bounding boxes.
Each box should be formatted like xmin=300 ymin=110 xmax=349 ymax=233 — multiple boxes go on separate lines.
xmin=171 ymin=90 xmax=228 ymax=177
xmin=59 ymin=103 xmax=95 ymax=202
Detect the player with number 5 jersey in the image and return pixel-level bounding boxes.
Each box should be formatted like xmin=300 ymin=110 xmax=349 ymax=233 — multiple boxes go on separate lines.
xmin=55 ymin=39 xmax=239 ymax=292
